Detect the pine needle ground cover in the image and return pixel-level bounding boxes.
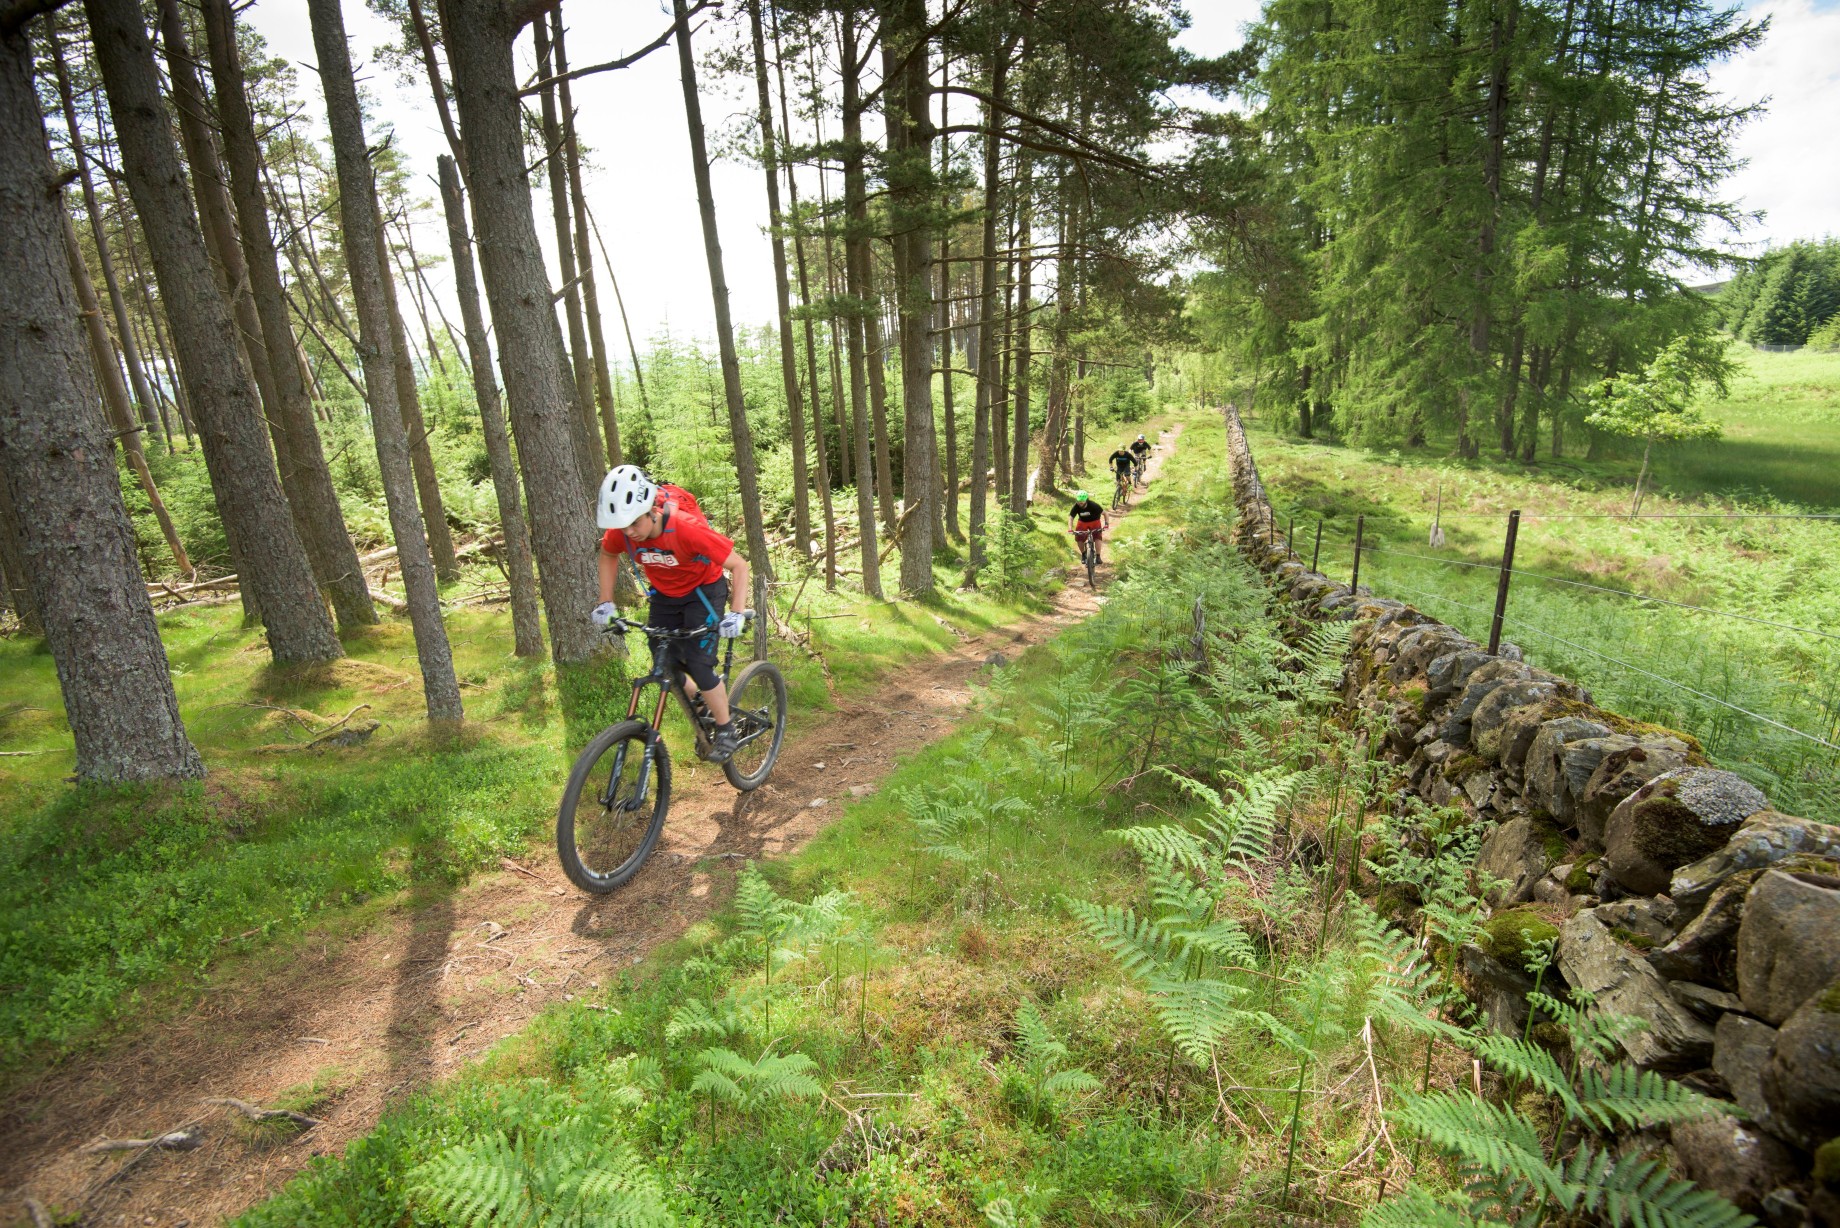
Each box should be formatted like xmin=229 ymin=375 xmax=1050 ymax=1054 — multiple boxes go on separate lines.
xmin=0 ymin=433 xmax=1122 ymax=1080
xmin=238 ymin=412 xmax=1753 ymax=1227
xmin=1238 ymin=352 xmax=1840 ymax=821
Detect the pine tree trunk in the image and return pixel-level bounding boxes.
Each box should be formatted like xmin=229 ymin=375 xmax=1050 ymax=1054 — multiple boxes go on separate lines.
xmin=840 ymin=27 xmax=896 ymax=534
xmin=674 ymin=0 xmax=775 ymax=594
xmin=939 ymin=246 xmax=961 ymax=542
xmin=965 ymin=57 xmax=1006 ymax=582
xmin=534 ymin=16 xmax=604 ymax=481
xmin=442 ymin=0 xmax=600 ymax=665
xmin=307 ymin=0 xmax=462 ymax=721
xmin=1 ymin=29 xmax=204 ymax=780
xmin=747 ymin=0 xmax=810 ymax=556
xmin=833 ymin=8 xmax=880 ymax=594
xmin=59 ymin=208 xmax=191 ymax=576
xmin=200 ymin=0 xmax=377 ymax=630
xmin=1009 ymin=151 xmax=1034 ymax=515
xmin=438 ymin=154 xmax=544 ymax=658
xmin=551 ymin=17 xmax=621 ymax=468
xmin=86 ymin=0 xmax=340 ymax=663
xmin=155 ymin=0 xmax=286 ymax=465
xmin=46 ymin=17 xmax=161 ymax=441
xmin=772 ymin=7 xmax=837 ymax=585
xmin=885 ymin=0 xmax=937 ymax=595
xmin=371 ymin=202 xmax=460 ymax=582
xmin=0 ymin=478 xmax=41 ymax=634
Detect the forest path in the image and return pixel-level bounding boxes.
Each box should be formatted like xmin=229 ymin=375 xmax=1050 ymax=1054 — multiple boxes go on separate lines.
xmin=2 ymin=428 xmax=1180 ymax=1228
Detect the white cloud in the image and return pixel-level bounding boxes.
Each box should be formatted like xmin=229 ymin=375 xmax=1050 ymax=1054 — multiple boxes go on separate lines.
xmin=1708 ymin=0 xmax=1840 ymax=253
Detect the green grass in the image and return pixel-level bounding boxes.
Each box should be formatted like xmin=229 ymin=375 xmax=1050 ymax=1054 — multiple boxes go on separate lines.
xmin=1 ymin=422 xmax=1197 ymax=1081
xmin=1655 ymin=346 xmax=1840 ymax=509
xmin=1238 ymin=347 xmax=1840 ymax=820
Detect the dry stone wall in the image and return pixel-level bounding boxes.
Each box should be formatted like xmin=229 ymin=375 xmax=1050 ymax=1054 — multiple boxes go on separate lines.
xmin=1222 ymin=406 xmax=1840 ymax=1225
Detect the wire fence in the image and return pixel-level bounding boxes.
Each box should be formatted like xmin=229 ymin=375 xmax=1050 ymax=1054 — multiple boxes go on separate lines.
xmin=1228 ymin=410 xmax=1840 ymax=815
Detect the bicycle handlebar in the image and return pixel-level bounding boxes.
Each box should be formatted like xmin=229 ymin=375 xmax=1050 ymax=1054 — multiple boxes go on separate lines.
xmin=599 ymin=611 xmax=756 ymax=640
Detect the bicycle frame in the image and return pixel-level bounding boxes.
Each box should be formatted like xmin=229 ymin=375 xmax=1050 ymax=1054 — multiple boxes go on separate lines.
xmin=621 ymin=627 xmax=742 ymax=759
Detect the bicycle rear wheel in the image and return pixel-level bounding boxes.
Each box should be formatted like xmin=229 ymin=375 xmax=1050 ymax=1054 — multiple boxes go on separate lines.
xmin=557 ymin=720 xmax=672 ymax=893
xmin=1085 ymin=540 xmax=1098 ymax=587
xmin=722 ymin=661 xmax=788 ymax=791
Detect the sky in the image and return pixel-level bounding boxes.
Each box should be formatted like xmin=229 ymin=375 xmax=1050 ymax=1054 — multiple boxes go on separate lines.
xmin=243 ymin=0 xmax=1840 ymax=348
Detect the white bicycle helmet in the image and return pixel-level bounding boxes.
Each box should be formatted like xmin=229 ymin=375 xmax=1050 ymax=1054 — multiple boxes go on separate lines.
xmin=596 ymin=464 xmax=657 ymax=530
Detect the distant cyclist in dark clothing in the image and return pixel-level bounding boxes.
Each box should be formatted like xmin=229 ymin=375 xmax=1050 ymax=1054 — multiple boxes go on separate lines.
xmin=1131 ymin=434 xmax=1152 ymax=463
xmin=1109 ymin=446 xmax=1135 ymax=478
xmin=1068 ymin=490 xmax=1108 ymax=564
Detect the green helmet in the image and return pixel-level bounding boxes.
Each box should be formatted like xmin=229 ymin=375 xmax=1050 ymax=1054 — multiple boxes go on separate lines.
xmin=1075 ymin=490 xmax=1090 ymax=501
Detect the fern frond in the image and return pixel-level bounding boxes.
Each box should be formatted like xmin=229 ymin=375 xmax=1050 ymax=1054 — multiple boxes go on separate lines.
xmin=1363 ymin=1185 xmax=1503 ymax=1228
xmin=1392 ymin=1092 xmax=1567 ymax=1206
xmin=1576 ymin=1065 xmax=1731 ymax=1133
xmin=1040 ymin=1069 xmax=1102 ymax=1097
xmin=1115 ymin=823 xmax=1211 ymax=874
xmin=1143 ymin=972 xmax=1249 ymax=1064
xmin=1062 ymin=896 xmax=1178 ymax=980
xmin=665 ymin=998 xmax=746 ymax=1046
xmin=1471 ymin=1033 xmax=1581 ymax=1117
xmin=1573 ymin=1147 xmax=1758 ymax=1228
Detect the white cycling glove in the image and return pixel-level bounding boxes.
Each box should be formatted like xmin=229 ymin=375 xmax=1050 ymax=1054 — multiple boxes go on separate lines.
xmin=717 ymin=610 xmax=750 ymax=639
xmin=590 ymin=601 xmax=617 ymax=630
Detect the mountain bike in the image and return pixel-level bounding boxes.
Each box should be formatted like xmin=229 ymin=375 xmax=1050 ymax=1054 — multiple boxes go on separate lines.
xmin=1073 ymin=527 xmax=1102 ymax=587
xmin=1112 ymin=470 xmax=1131 ymax=510
xmin=556 ymin=614 xmax=787 ymax=893
xmin=1131 ymin=452 xmax=1149 ymax=488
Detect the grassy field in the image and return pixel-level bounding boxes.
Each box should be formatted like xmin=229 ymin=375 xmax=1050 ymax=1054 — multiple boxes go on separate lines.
xmin=1654 ymin=346 xmax=1840 ymax=508
xmin=1240 ymin=344 xmax=1840 ymax=820
xmin=0 ymin=458 xmax=1134 ymax=1079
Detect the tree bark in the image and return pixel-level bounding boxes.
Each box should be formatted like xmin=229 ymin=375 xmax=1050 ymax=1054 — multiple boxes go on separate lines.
xmin=307 ymin=0 xmax=462 ymax=721
xmin=372 ymin=200 xmax=460 ymax=582
xmin=200 ymin=0 xmax=377 ymax=631
xmin=834 ymin=6 xmax=880 ymax=596
xmin=772 ymin=5 xmax=836 ymax=586
xmin=154 ymin=0 xmax=284 ymax=464
xmin=438 ymin=155 xmax=543 ymax=658
xmin=551 ymin=14 xmax=621 ymax=467
xmin=674 ymin=0 xmax=775 ymax=592
xmin=1 ymin=26 xmax=204 ymax=780
xmin=0 ymin=476 xmax=41 ymax=633
xmin=441 ymin=0 xmax=601 ymax=666
xmin=840 ymin=24 xmax=895 ymax=534
xmin=45 ymin=16 xmax=160 ymax=441
xmin=747 ymin=0 xmax=810 ymax=557
xmin=964 ymin=53 xmax=1006 ymax=582
xmin=1009 ymin=149 xmax=1033 ymax=514
xmin=885 ymin=1 xmax=936 ymax=594
xmin=86 ymin=0 xmax=340 ymax=663
xmin=59 ymin=207 xmax=191 ymax=576
xmin=533 ymin=15 xmax=604 ymax=481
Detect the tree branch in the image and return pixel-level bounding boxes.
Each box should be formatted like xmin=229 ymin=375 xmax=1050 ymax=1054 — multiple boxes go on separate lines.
xmin=517 ymin=1 xmax=713 ymax=95
xmin=1 ymin=0 xmax=74 ymax=37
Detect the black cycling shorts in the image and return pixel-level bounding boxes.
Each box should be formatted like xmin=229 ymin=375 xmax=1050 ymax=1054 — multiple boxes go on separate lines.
xmin=647 ymin=577 xmax=728 ymax=692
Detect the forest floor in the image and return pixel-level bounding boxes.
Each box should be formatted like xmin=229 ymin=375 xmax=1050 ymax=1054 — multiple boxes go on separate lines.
xmin=0 ymin=428 xmax=1182 ymax=1228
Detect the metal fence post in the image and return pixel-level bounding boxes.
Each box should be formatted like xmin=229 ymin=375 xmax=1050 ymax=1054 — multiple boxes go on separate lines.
xmin=1311 ymin=520 xmax=1323 ymax=572
xmin=1351 ymin=514 xmax=1365 ymax=592
xmin=1488 ymin=509 xmax=1521 ymax=655
xmin=1286 ymin=516 xmax=1294 ymax=560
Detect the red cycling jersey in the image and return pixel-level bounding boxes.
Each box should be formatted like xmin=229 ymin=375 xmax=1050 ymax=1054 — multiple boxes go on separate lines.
xmin=601 ymin=504 xmax=733 ymax=597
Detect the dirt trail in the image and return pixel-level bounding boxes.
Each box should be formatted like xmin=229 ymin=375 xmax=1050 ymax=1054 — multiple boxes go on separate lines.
xmin=1 ymin=428 xmax=1180 ymax=1228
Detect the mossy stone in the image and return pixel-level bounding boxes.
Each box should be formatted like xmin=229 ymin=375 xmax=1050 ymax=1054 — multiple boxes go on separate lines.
xmin=1609 ymin=926 xmax=1657 ymax=951
xmin=1814 ymin=1138 xmax=1840 ymax=1187
xmin=1566 ymin=862 xmax=1596 ymax=892
xmin=1536 ymin=696 xmax=1706 ymax=760
xmin=1482 ymin=907 xmax=1560 ymax=961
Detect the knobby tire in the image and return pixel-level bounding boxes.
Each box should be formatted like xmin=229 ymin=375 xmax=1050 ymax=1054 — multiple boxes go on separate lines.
xmin=557 ymin=720 xmax=672 ymax=893
xmin=722 ymin=661 xmax=788 ymax=791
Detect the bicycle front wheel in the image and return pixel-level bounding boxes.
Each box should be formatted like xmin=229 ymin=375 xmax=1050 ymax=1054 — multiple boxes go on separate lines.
xmin=557 ymin=721 xmax=672 ymax=893
xmin=1085 ymin=542 xmax=1098 ymax=587
xmin=722 ymin=661 xmax=788 ymax=791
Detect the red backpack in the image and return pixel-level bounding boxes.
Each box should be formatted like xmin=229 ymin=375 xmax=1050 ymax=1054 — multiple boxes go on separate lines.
xmin=657 ymin=482 xmax=704 ymax=521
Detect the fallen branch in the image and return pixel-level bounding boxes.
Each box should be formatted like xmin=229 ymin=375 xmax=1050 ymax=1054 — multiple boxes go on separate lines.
xmin=205 ymin=1097 xmax=321 ymax=1129
xmin=79 ymin=1125 xmax=204 ymax=1155
xmin=498 ymin=857 xmax=546 ymax=884
xmin=23 ymin=1198 xmax=52 ymax=1228
xmin=301 ymin=703 xmax=373 ymax=749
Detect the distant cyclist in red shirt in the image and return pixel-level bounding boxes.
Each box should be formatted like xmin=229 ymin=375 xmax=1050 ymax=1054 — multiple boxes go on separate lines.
xmin=590 ymin=465 xmax=752 ymax=762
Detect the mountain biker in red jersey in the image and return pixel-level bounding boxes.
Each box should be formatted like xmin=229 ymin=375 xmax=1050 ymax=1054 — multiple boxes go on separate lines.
xmin=590 ymin=465 xmax=752 ymax=762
